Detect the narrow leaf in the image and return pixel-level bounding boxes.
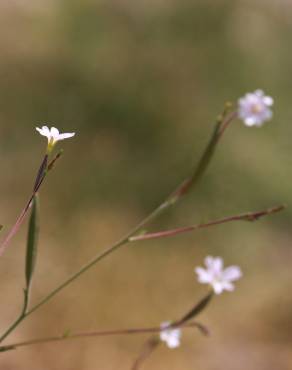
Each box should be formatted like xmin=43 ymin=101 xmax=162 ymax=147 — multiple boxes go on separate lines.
xmin=174 ymin=292 xmax=213 ymax=326
xmin=170 ymin=109 xmax=236 ymax=201
xmin=33 ymin=155 xmax=48 ymax=192
xmin=25 ymin=195 xmax=40 ymax=289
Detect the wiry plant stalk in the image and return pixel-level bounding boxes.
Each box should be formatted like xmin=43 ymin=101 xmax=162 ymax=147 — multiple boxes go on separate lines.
xmin=0 ymin=321 xmax=207 ymax=353
xmin=0 ymin=204 xmax=279 ymax=345
xmin=129 ymin=205 xmax=285 ymax=242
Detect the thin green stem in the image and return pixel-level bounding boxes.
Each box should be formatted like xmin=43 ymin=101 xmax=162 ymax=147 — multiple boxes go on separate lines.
xmin=26 ymin=237 xmax=128 ymax=317
xmin=0 ymin=289 xmax=30 ymax=342
xmin=0 ymin=237 xmax=128 ymax=343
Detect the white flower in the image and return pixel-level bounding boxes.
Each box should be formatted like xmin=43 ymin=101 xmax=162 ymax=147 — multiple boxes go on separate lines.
xmin=159 ymin=322 xmax=181 ymax=349
xmin=36 ymin=126 xmax=75 ymax=151
xmin=238 ymin=89 xmax=273 ymax=127
xmin=195 ymin=256 xmax=242 ymax=295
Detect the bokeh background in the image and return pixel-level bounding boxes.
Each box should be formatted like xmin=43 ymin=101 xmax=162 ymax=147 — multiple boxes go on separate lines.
xmin=0 ymin=0 xmax=291 ymax=369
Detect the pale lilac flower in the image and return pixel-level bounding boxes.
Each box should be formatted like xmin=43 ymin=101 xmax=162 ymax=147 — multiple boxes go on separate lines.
xmin=195 ymin=256 xmax=242 ymax=295
xmin=238 ymin=90 xmax=273 ymax=127
xmin=159 ymin=322 xmax=181 ymax=349
xmin=36 ymin=126 xmax=75 ymax=151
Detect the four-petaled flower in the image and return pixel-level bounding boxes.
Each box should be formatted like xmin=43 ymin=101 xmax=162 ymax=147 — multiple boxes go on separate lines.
xmin=36 ymin=126 xmax=75 ymax=152
xmin=238 ymin=89 xmax=273 ymax=127
xmin=159 ymin=322 xmax=181 ymax=349
xmin=195 ymin=256 xmax=242 ymax=295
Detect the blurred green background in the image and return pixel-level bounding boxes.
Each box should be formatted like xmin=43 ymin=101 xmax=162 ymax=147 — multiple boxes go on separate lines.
xmin=0 ymin=0 xmax=292 ymax=369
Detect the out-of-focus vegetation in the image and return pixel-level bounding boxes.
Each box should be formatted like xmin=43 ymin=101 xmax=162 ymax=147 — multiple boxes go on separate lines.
xmin=0 ymin=0 xmax=292 ymax=369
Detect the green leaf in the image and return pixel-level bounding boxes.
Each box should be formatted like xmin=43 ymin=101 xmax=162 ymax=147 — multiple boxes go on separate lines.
xmin=25 ymin=195 xmax=40 ymax=289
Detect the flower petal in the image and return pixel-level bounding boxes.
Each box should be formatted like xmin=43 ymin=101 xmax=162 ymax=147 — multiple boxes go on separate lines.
xmin=244 ymin=116 xmax=258 ymax=126
xmin=222 ymin=266 xmax=242 ymax=281
xmin=221 ymin=281 xmax=235 ymax=291
xmin=254 ymin=89 xmax=264 ymax=97
xmin=195 ymin=267 xmax=212 ymax=283
xmin=160 ymin=322 xmax=181 ymax=349
xmin=57 ymin=132 xmax=75 ymax=141
xmin=213 ymin=257 xmax=223 ymax=273
xmin=50 ymin=127 xmax=60 ymax=139
xmin=263 ymin=96 xmax=273 ymax=106
xmin=36 ymin=126 xmax=50 ymax=138
xmin=205 ymin=256 xmax=215 ymax=269
xmin=212 ymin=281 xmax=224 ymax=295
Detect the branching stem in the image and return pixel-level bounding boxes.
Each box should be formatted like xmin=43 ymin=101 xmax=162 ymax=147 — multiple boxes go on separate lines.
xmin=0 ymin=321 xmax=206 ymax=353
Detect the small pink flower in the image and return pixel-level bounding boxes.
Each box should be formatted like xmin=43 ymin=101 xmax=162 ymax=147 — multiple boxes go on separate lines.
xmin=159 ymin=322 xmax=181 ymax=349
xmin=36 ymin=126 xmax=75 ymax=151
xmin=238 ymin=90 xmax=273 ymax=127
xmin=195 ymin=256 xmax=242 ymax=295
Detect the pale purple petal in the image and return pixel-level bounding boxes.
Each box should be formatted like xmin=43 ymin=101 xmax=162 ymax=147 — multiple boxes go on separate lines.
xmin=243 ymin=116 xmax=257 ymax=126
xmin=222 ymin=266 xmax=242 ymax=281
xmin=205 ymin=256 xmax=215 ymax=269
xmin=254 ymin=89 xmax=264 ymax=97
xmin=36 ymin=127 xmax=44 ymax=135
xmin=167 ymin=337 xmax=180 ymax=349
xmin=263 ymin=96 xmax=273 ymax=106
xmin=221 ymin=281 xmax=235 ymax=291
xmin=195 ymin=267 xmax=212 ymax=283
xmin=160 ymin=322 xmax=181 ymax=349
xmin=211 ymin=257 xmax=223 ymax=274
xmin=50 ymin=127 xmax=60 ymax=139
xmin=41 ymin=125 xmax=50 ymax=135
xmin=58 ymin=132 xmax=75 ymax=140
xmin=36 ymin=126 xmax=50 ymax=138
xmin=212 ymin=281 xmax=224 ymax=295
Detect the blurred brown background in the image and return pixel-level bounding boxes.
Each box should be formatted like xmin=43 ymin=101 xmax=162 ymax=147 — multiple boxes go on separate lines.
xmin=0 ymin=0 xmax=291 ymax=369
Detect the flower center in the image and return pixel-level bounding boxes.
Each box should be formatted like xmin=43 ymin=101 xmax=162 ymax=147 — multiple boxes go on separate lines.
xmin=251 ymin=103 xmax=263 ymax=114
